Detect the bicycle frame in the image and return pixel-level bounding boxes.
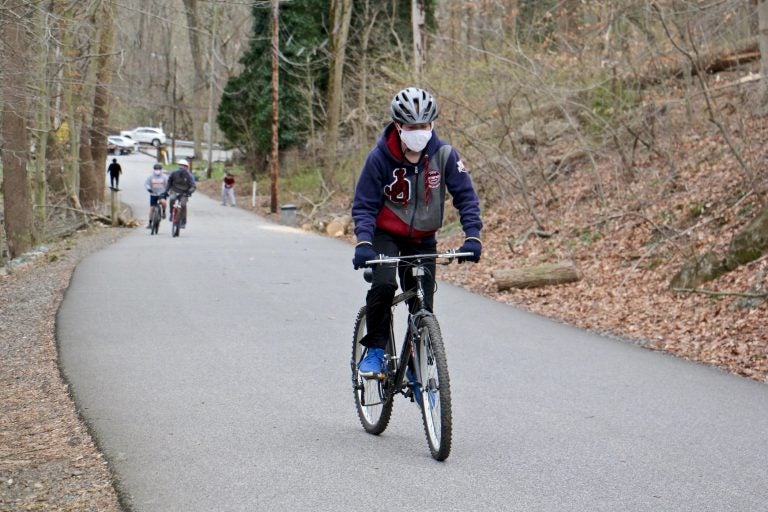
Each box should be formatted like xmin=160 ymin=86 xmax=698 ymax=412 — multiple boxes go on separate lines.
xmin=364 ymin=252 xmax=471 ymax=401
xmin=169 ymin=194 xmax=185 ymax=222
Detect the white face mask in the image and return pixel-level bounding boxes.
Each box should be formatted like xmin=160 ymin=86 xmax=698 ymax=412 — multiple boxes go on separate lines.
xmin=399 ymin=126 xmax=432 ymax=152
xmin=153 ymin=169 xmax=162 ymax=176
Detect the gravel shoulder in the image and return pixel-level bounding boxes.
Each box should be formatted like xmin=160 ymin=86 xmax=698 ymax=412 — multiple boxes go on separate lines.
xmin=0 ymin=225 xmax=125 ymax=512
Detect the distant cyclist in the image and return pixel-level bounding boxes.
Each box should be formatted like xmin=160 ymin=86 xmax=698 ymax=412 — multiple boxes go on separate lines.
xmin=165 ymin=159 xmax=196 ymax=229
xmin=144 ymin=163 xmax=168 ymax=228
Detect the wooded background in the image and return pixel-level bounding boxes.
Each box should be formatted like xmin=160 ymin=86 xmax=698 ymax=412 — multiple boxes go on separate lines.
xmin=2 ymin=0 xmax=768 ymax=292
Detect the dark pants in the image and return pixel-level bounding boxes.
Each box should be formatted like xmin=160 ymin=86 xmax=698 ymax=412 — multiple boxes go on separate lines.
xmin=109 ymin=173 xmax=120 ymax=189
xmin=361 ymin=230 xmax=436 ymax=350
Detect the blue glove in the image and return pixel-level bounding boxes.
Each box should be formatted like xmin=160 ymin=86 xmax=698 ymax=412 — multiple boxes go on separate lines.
xmin=457 ymin=237 xmax=482 ymax=263
xmin=353 ymin=242 xmax=378 ymax=270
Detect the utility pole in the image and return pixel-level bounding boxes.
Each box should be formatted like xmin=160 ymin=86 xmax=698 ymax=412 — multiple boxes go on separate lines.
xmin=172 ymin=57 xmax=177 ymax=163
xmin=270 ymin=0 xmax=279 ymax=213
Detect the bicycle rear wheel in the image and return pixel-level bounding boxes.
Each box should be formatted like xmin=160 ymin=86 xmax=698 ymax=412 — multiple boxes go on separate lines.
xmin=415 ymin=315 xmax=452 ymax=461
xmin=171 ymin=207 xmax=180 ymax=237
xmin=351 ymin=306 xmax=394 ymax=435
xmin=150 ymin=208 xmax=160 ymax=235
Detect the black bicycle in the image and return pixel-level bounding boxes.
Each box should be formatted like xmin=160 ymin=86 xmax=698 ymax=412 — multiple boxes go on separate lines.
xmin=149 ymin=195 xmax=165 ymax=235
xmin=351 ymin=250 xmax=471 ymax=461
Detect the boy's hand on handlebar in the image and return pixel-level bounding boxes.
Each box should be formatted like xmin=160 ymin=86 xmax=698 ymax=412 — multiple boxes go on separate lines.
xmin=353 ymin=242 xmax=377 ymax=270
xmin=457 ymin=237 xmax=482 ymax=263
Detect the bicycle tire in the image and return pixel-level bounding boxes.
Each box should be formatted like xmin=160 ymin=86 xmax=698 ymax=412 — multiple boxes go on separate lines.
xmin=415 ymin=315 xmax=452 ymax=461
xmin=351 ymin=306 xmax=394 ymax=435
xmin=150 ymin=208 xmax=160 ymax=235
xmin=171 ymin=208 xmax=180 ymax=237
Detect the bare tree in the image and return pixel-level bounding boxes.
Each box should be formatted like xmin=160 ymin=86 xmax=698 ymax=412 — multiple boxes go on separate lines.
xmin=58 ymin=2 xmax=86 ymax=209
xmin=325 ymin=0 xmax=353 ymax=179
xmin=31 ymin=2 xmax=54 ymax=229
xmin=76 ymin=3 xmax=100 ymax=207
xmin=1 ymin=3 xmax=36 ymax=258
xmin=759 ymin=0 xmax=768 ymax=113
xmin=412 ymin=0 xmax=427 ymax=81
xmin=182 ymin=0 xmax=207 ymax=159
xmin=88 ymin=0 xmax=116 ymax=204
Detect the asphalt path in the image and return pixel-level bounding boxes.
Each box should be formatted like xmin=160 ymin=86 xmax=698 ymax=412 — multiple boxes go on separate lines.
xmin=58 ymin=153 xmax=768 ymax=511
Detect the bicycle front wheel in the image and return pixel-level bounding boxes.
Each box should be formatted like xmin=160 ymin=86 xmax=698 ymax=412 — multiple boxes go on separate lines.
xmin=150 ymin=208 xmax=160 ymax=235
xmin=415 ymin=315 xmax=452 ymax=461
xmin=351 ymin=306 xmax=394 ymax=435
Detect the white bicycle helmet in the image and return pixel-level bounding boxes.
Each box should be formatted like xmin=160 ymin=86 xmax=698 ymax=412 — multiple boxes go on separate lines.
xmin=391 ymin=87 xmax=438 ymax=124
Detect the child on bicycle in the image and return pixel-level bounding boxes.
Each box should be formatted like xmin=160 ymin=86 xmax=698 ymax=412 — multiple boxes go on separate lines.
xmin=352 ymin=87 xmax=483 ymax=376
xmin=144 ymin=163 xmax=168 ymax=228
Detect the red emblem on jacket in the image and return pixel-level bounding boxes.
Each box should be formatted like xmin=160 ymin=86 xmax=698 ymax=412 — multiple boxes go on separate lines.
xmin=384 ymin=168 xmax=410 ymax=204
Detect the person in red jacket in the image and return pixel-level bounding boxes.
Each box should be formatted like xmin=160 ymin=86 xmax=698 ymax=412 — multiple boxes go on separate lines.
xmin=352 ymin=87 xmax=483 ymax=377
xmin=221 ymin=171 xmax=236 ymax=206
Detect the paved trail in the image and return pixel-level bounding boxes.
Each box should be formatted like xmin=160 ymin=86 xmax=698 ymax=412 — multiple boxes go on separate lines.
xmin=58 ymin=153 xmax=768 ymax=511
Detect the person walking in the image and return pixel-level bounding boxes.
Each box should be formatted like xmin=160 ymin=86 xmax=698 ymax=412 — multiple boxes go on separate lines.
xmin=221 ymin=171 xmax=236 ymax=206
xmin=107 ymin=158 xmax=122 ymax=189
xmin=351 ymin=87 xmax=483 ymax=377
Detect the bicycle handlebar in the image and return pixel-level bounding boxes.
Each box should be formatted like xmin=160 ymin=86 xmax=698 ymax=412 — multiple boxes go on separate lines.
xmin=365 ymin=251 xmax=474 ymax=266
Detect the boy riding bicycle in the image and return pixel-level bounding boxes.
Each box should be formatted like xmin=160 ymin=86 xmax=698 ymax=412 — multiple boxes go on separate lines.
xmin=352 ymin=87 xmax=483 ymax=377
xmin=144 ymin=163 xmax=168 ymax=228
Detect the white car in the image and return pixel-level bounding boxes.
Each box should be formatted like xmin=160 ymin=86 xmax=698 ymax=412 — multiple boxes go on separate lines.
xmin=108 ymin=135 xmax=139 ymax=155
xmin=120 ymin=127 xmax=167 ymax=147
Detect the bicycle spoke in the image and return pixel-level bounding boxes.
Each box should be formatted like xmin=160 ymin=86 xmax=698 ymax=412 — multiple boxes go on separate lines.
xmin=352 ymin=306 xmax=393 ymax=435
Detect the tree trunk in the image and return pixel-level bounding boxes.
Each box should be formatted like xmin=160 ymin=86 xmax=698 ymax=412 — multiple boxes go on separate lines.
xmin=32 ymin=2 xmax=53 ymax=229
xmin=76 ymin=5 xmax=99 ymax=208
xmin=411 ymin=0 xmax=426 ymax=81
xmin=352 ymin=1 xmax=378 ymax=192
xmin=758 ymin=0 xmax=768 ymax=113
xmin=493 ymin=262 xmax=580 ymax=290
xmin=78 ymin=121 xmax=99 ymax=207
xmin=182 ymin=0 xmax=207 ymax=160
xmin=325 ymin=0 xmax=353 ymax=182
xmin=90 ymin=0 xmax=116 ymax=204
xmin=59 ymin=6 xmax=82 ymax=210
xmin=1 ymin=6 xmax=36 ymax=258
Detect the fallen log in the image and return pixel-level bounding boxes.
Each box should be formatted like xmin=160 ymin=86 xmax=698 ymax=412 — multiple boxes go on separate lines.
xmin=493 ymin=262 xmax=580 ymax=291
xmin=633 ymin=40 xmax=760 ymax=86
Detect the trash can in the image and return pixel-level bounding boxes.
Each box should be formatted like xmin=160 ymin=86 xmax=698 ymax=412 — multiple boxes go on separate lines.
xmin=280 ymin=204 xmax=297 ymax=226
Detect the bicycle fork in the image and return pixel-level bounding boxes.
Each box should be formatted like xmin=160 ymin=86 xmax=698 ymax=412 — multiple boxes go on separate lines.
xmin=406 ymin=313 xmax=443 ymax=403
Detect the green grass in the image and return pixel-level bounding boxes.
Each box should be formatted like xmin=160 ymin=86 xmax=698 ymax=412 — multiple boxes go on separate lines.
xmin=284 ymin=165 xmax=323 ymax=193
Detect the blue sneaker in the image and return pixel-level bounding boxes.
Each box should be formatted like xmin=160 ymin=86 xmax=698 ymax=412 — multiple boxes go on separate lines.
xmin=406 ymin=367 xmax=422 ymax=407
xmin=358 ymin=348 xmax=385 ymax=378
